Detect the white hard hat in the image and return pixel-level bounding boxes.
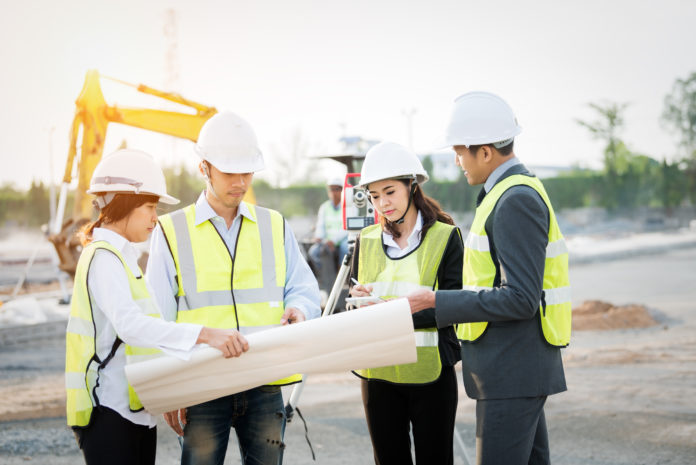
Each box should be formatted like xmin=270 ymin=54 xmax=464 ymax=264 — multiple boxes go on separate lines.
xmin=357 ymin=141 xmax=429 ymax=190
xmin=326 ymin=177 xmax=344 ymax=187
xmin=194 ymin=111 xmax=265 ymax=173
xmin=441 ymin=91 xmax=522 ymax=148
xmin=87 ymin=149 xmax=179 ymax=206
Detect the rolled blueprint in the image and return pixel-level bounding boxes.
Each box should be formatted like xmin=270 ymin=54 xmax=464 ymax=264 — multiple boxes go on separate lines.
xmin=125 ymin=298 xmax=416 ymax=414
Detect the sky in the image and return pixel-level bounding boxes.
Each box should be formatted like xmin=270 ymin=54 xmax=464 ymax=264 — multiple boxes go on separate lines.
xmin=1 ymin=0 xmax=695 ymax=190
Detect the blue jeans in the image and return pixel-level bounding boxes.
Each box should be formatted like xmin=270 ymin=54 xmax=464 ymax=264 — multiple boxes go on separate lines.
xmin=181 ymin=386 xmax=286 ymax=465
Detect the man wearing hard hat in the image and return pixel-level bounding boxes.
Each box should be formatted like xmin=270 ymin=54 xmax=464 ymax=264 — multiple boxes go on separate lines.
xmin=308 ymin=177 xmax=349 ymax=274
xmin=146 ymin=111 xmax=321 ymax=465
xmin=408 ymin=92 xmax=570 ymax=465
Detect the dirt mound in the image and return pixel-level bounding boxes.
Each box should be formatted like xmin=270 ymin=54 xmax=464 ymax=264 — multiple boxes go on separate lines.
xmin=572 ymin=300 xmax=658 ymax=331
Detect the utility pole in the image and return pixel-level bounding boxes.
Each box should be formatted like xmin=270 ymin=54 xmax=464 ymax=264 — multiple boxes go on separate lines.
xmin=164 ymin=8 xmax=181 ymax=162
xmin=48 ymin=126 xmax=56 ymax=228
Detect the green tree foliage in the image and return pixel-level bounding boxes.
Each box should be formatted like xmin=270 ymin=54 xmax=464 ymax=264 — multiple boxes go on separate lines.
xmin=0 ymin=180 xmax=51 ymax=227
xmin=160 ymin=165 xmax=205 ymax=214
xmin=662 ymin=71 xmax=696 ymax=154
xmin=577 ymin=101 xmax=629 ymax=176
xmin=662 ymin=72 xmax=696 ymax=204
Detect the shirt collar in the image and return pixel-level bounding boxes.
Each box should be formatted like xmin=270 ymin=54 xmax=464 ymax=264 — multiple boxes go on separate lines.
xmin=382 ymin=210 xmax=423 ymax=250
xmin=484 ymin=157 xmax=521 ymax=193
xmin=92 ymin=227 xmax=129 ymax=252
xmin=194 ymin=191 xmax=256 ymax=226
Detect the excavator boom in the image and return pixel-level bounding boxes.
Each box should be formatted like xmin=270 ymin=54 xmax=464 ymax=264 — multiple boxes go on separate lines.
xmin=49 ymin=70 xmax=239 ymax=276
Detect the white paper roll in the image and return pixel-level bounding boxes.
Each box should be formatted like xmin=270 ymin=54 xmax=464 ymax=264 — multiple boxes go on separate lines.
xmin=125 ymin=298 xmax=417 ymax=414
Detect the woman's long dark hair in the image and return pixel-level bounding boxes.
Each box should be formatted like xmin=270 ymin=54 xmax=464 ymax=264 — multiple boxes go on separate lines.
xmin=79 ymin=193 xmax=159 ymax=246
xmin=380 ymin=179 xmax=454 ymax=239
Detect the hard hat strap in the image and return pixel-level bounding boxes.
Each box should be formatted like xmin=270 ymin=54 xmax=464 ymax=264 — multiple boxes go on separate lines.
xmin=93 ymin=192 xmax=116 ymax=210
xmin=392 ymin=181 xmax=417 ymax=225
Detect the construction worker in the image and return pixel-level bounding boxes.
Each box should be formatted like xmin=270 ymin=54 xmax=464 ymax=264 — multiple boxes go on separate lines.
xmin=146 ymin=111 xmax=321 ymax=465
xmin=308 ymin=176 xmax=349 ymax=272
xmin=407 ymin=92 xmax=571 ymax=465
xmin=349 ymin=141 xmax=463 ymax=465
xmin=65 ymin=149 xmax=249 ymax=465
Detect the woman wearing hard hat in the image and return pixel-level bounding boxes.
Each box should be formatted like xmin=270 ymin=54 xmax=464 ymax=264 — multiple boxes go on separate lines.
xmin=65 ymin=149 xmax=249 ymax=465
xmin=349 ymin=141 xmax=463 ymax=464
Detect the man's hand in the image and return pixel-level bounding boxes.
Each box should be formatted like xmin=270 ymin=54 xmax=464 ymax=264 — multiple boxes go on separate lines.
xmin=406 ymin=289 xmax=436 ymax=314
xmin=326 ymin=240 xmax=336 ymax=252
xmin=281 ymin=307 xmax=306 ymax=325
xmin=163 ymin=408 xmax=187 ymax=436
xmin=197 ymin=328 xmax=249 ymax=358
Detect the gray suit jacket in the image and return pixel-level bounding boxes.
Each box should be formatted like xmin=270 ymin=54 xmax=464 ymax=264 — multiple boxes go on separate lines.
xmin=436 ymin=163 xmax=567 ymax=399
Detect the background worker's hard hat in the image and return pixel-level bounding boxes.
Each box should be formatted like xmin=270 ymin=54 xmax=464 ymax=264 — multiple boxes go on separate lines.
xmin=326 ymin=177 xmax=344 ymax=187
xmin=194 ymin=111 xmax=265 ymax=173
xmin=441 ymin=91 xmax=522 ymax=148
xmin=357 ymin=141 xmax=429 ymax=190
xmin=87 ymin=149 xmax=179 ymax=207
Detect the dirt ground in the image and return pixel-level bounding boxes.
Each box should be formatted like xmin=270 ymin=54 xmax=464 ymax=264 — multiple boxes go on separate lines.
xmin=1 ymin=248 xmax=695 ymax=464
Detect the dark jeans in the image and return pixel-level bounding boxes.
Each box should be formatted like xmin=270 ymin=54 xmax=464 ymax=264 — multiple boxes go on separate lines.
xmin=361 ymin=365 xmax=458 ymax=465
xmin=475 ymin=396 xmax=549 ymax=465
xmin=181 ymin=386 xmax=286 ymax=465
xmin=73 ymin=406 xmax=156 ymax=465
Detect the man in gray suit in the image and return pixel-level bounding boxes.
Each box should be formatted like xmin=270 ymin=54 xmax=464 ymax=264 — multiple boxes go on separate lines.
xmin=407 ymin=91 xmax=571 ymax=465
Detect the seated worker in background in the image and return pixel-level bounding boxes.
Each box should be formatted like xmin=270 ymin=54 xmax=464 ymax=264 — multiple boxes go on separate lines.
xmin=308 ymin=177 xmax=349 ymax=273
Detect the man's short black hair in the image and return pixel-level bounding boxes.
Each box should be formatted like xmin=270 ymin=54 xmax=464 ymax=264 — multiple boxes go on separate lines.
xmin=470 ymin=140 xmax=514 ymax=156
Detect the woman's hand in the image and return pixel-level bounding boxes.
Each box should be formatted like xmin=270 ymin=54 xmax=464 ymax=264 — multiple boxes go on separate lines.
xmin=197 ymin=328 xmax=249 ymax=358
xmin=350 ymin=283 xmax=373 ymax=297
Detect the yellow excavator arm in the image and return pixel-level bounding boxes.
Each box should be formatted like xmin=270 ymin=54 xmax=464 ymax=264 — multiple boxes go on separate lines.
xmin=50 ymin=70 xmax=252 ymax=275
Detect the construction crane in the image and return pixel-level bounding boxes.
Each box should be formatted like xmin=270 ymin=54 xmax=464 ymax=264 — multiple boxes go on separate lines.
xmin=48 ymin=69 xmax=241 ymax=276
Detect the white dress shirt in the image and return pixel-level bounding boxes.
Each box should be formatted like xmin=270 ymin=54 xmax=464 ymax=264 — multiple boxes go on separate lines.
xmin=88 ymin=228 xmax=202 ymax=427
xmin=147 ymin=193 xmax=321 ymax=323
xmin=382 ymin=211 xmax=423 ymax=258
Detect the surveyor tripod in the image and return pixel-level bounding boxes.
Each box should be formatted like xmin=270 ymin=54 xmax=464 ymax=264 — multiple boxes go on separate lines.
xmin=283 ymin=233 xmax=357 ymax=459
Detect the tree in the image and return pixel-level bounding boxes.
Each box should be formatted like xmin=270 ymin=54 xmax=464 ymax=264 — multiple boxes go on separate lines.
xmin=576 ymin=101 xmax=629 ymax=175
xmin=662 ymin=72 xmax=696 ymax=204
xmin=420 ymin=155 xmax=434 ymax=178
xmin=662 ymin=71 xmax=696 ymax=155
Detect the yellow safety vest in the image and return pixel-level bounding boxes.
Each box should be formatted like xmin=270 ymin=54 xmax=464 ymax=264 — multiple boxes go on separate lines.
xmin=355 ymin=221 xmax=456 ymax=384
xmin=322 ymin=201 xmax=345 ymax=244
xmin=65 ymin=241 xmax=161 ymax=427
xmin=457 ymin=174 xmax=572 ymax=347
xmin=159 ymin=203 xmax=301 ymax=386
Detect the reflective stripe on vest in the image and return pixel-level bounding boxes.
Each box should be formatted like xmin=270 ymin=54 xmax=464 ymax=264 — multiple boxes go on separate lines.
xmin=457 ymin=174 xmax=572 ymax=347
xmin=159 ymin=202 xmax=301 ymax=386
xmin=355 ymin=221 xmax=456 ymax=385
xmin=65 ymin=242 xmax=161 ymax=427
